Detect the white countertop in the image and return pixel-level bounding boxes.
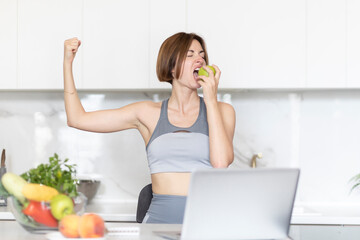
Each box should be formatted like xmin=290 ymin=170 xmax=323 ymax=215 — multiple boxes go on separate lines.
xmin=2 ymin=201 xmax=360 ymax=225
xmin=0 ymin=221 xmax=179 ymax=240
xmin=85 ymin=200 xmax=137 ymax=222
xmin=290 ymin=203 xmax=360 ymax=225
xmin=1 ymin=220 xmax=360 ymax=240
xmin=0 ymin=205 xmax=14 ymax=220
xmin=0 ymin=200 xmax=138 ymax=222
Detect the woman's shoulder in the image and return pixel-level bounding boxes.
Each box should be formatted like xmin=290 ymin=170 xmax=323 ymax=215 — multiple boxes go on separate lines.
xmin=134 ymin=101 xmax=163 ymax=136
xmin=217 ymin=101 xmax=236 ymax=122
xmin=217 ymin=101 xmax=235 ymax=114
xmin=133 ymin=100 xmax=162 ymax=110
xmin=129 ymin=101 xmax=162 ymax=120
xmin=217 ymin=101 xmax=236 ymax=133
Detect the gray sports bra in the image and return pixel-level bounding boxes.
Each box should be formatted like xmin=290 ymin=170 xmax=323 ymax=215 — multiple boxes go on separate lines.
xmin=146 ymin=97 xmax=212 ymax=174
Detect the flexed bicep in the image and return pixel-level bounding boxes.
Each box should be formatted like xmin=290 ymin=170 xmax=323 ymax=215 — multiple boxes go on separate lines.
xmin=67 ymin=101 xmax=146 ymax=133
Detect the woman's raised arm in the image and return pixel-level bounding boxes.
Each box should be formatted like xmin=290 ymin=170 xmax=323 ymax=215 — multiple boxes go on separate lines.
xmin=63 ymin=38 xmax=144 ymax=133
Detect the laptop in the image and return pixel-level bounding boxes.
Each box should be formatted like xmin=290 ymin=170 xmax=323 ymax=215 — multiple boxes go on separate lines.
xmin=156 ymin=168 xmax=300 ymax=240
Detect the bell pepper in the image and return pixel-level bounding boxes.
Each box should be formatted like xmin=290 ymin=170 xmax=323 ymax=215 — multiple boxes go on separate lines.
xmin=22 ymin=183 xmax=59 ymax=202
xmin=22 ymin=200 xmax=58 ymax=227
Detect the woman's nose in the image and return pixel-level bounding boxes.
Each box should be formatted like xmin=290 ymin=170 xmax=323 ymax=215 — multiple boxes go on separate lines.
xmin=195 ymin=55 xmax=204 ymax=64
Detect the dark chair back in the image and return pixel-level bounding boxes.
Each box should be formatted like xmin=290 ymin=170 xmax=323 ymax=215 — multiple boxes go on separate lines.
xmin=136 ymin=183 xmax=153 ymax=223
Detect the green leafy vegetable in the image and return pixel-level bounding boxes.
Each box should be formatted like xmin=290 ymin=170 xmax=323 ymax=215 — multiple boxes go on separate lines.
xmin=21 ymin=153 xmax=79 ymax=198
xmin=0 ymin=180 xmax=10 ymax=198
xmin=10 ymin=197 xmax=39 ymax=228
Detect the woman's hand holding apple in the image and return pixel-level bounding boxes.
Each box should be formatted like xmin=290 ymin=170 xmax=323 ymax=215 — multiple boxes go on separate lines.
xmin=197 ymin=64 xmax=221 ymax=106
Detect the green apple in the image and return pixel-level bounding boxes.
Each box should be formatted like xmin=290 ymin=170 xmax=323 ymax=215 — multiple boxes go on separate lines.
xmin=50 ymin=194 xmax=74 ymax=220
xmin=198 ymin=65 xmax=216 ymax=78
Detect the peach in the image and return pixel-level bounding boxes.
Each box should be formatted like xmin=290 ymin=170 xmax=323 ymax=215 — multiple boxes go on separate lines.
xmin=78 ymin=213 xmax=105 ymax=238
xmin=59 ymin=214 xmax=81 ymax=238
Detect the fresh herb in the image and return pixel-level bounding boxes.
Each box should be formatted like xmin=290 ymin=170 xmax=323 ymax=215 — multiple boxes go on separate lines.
xmin=21 ymin=153 xmax=79 ymax=198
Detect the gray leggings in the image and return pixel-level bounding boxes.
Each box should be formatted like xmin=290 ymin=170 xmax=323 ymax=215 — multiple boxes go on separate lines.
xmin=142 ymin=193 xmax=187 ymax=224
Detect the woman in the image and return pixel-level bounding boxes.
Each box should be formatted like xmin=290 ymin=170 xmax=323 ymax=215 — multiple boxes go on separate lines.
xmin=63 ymin=32 xmax=235 ymax=223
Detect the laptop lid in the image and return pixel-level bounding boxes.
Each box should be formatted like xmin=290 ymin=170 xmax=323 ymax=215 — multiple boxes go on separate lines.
xmin=181 ymin=168 xmax=300 ymax=240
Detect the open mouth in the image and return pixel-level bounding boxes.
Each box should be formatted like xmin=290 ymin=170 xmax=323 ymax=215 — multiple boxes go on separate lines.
xmin=193 ymin=68 xmax=200 ymax=79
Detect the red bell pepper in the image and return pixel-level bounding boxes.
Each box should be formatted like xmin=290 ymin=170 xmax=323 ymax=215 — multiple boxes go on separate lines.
xmin=22 ymin=200 xmax=58 ymax=227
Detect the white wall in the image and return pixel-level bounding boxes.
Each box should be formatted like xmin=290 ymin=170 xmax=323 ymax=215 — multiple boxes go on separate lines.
xmin=1 ymin=90 xmax=360 ymax=205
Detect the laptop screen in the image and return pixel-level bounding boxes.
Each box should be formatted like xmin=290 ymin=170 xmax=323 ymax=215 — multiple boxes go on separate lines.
xmin=180 ymin=168 xmax=300 ymax=240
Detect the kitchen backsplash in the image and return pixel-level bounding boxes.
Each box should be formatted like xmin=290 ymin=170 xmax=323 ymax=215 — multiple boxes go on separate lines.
xmin=1 ymin=90 xmax=360 ymax=204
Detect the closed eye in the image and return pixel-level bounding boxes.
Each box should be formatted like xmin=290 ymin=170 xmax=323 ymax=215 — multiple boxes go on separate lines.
xmin=187 ymin=54 xmax=205 ymax=59
xmin=187 ymin=50 xmax=205 ymax=57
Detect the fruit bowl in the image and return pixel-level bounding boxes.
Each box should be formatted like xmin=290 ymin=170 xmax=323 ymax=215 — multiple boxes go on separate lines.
xmin=8 ymin=192 xmax=87 ymax=234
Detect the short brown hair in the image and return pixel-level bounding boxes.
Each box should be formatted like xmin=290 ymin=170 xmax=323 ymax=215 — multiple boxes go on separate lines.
xmin=156 ymin=32 xmax=209 ymax=84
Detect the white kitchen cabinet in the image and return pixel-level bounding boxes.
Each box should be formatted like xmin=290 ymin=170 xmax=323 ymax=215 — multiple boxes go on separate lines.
xmin=187 ymin=0 xmax=306 ymax=89
xmin=0 ymin=0 xmax=17 ymax=89
xmin=307 ymin=0 xmax=346 ymax=88
xmin=149 ymin=0 xmax=186 ymax=89
xmin=347 ymin=0 xmax=360 ymax=88
xmin=82 ymin=0 xmax=149 ymax=89
xmin=6 ymin=0 xmax=357 ymax=90
xmin=17 ymin=0 xmax=83 ymax=89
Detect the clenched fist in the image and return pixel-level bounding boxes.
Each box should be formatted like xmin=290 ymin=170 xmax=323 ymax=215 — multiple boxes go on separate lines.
xmin=64 ymin=38 xmax=81 ymax=63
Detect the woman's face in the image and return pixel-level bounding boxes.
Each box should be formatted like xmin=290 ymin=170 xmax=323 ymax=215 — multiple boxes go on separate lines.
xmin=175 ymin=40 xmax=206 ymax=88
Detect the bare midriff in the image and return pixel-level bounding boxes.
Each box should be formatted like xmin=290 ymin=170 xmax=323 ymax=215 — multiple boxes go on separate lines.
xmin=151 ymin=172 xmax=191 ymax=196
